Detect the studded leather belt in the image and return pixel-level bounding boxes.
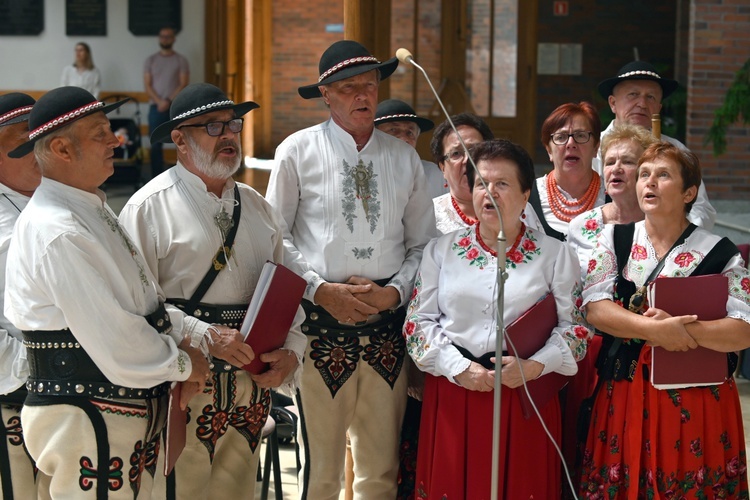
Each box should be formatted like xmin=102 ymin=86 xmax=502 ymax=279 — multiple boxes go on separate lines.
xmin=22 ymin=303 xmax=174 ymax=400
xmin=167 ymin=299 xmax=248 ymax=329
xmin=300 ymin=299 xmax=406 ymax=338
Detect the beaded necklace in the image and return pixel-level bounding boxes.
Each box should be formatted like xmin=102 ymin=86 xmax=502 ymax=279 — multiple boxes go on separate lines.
xmin=451 ymin=196 xmax=477 ymax=226
xmin=546 ymin=170 xmax=600 ymax=222
xmin=475 ymin=222 xmax=525 ymax=259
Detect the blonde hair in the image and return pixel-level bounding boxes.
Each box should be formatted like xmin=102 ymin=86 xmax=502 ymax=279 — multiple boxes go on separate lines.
xmin=601 ymin=123 xmax=658 ymax=159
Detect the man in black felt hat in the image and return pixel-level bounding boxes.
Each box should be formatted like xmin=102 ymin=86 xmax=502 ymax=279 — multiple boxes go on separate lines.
xmin=266 ymin=40 xmax=436 ymax=498
xmin=4 ymin=86 xmax=211 ymax=499
xmin=596 ymin=60 xmax=716 ymax=229
xmin=120 ymin=82 xmax=306 ymax=499
xmin=0 ymin=92 xmax=41 ymax=499
xmin=374 ymin=98 xmax=448 ymax=200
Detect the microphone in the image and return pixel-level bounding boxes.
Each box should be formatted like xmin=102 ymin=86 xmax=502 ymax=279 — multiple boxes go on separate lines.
xmin=396 ymin=47 xmax=508 ymax=500
xmin=395 ymin=48 xmax=414 ymax=65
xmin=396 ymin=48 xmax=578 ymax=500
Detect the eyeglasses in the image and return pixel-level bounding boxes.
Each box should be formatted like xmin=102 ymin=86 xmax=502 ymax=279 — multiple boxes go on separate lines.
xmin=550 ymin=131 xmax=593 ymax=145
xmin=442 ymin=150 xmax=466 ymax=163
xmin=177 ymin=118 xmax=243 ymax=137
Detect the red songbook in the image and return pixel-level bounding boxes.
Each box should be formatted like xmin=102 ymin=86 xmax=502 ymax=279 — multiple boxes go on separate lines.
xmin=163 ymin=382 xmax=186 ymax=476
xmin=240 ymin=261 xmax=305 ymax=375
xmin=505 ymin=293 xmax=570 ymax=419
xmin=648 ymin=274 xmax=729 ymax=389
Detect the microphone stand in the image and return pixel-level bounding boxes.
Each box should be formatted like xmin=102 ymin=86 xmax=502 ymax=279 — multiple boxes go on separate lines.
xmin=397 ymin=49 xmax=508 ymax=500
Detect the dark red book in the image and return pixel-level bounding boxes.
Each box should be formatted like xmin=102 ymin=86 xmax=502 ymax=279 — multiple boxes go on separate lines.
xmin=163 ymin=382 xmax=186 ymax=476
xmin=648 ymin=274 xmax=729 ymax=389
xmin=239 ymin=261 xmax=305 ymax=375
xmin=505 ymin=293 xmax=570 ymax=419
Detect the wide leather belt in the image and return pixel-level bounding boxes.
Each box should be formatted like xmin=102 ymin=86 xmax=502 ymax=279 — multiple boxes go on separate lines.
xmin=301 ymin=299 xmax=406 ymax=338
xmin=0 ymin=386 xmax=27 ymax=405
xmin=22 ymin=303 xmax=174 ymax=400
xmin=167 ymin=299 xmax=247 ymax=329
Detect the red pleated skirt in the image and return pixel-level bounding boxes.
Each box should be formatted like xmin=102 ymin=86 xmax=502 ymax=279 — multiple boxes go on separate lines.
xmin=415 ymin=373 xmax=562 ymax=499
xmin=579 ymin=345 xmax=749 ymax=499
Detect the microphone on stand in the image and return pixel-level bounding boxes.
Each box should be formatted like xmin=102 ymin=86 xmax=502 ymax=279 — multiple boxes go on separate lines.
xmin=397 ymin=47 xmax=508 ymax=500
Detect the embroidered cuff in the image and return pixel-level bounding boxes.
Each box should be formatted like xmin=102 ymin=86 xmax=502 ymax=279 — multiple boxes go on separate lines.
xmin=304 ymin=273 xmax=326 ymax=303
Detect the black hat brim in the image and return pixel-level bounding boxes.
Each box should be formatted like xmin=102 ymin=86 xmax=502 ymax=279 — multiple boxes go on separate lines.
xmin=8 ymin=98 xmax=129 ymax=159
xmin=0 ymin=112 xmax=32 ymax=128
xmin=597 ymin=75 xmax=679 ymax=100
xmin=150 ymin=101 xmax=259 ymax=144
xmin=298 ymin=57 xmax=399 ymax=100
xmin=374 ymin=114 xmax=434 ymax=133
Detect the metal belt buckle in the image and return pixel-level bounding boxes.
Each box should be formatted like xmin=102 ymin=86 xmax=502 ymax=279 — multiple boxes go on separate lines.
xmin=212 ymin=246 xmax=233 ymax=271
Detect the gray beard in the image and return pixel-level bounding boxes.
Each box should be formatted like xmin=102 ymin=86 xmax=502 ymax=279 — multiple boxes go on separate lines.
xmin=184 ymin=134 xmax=242 ymax=180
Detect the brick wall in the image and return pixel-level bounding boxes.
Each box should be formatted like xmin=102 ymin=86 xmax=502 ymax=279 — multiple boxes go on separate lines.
xmin=687 ymin=0 xmax=750 ymax=200
xmin=270 ymin=0 xmax=343 ymax=151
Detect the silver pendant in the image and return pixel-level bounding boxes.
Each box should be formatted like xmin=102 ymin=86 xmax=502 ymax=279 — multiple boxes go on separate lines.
xmin=215 ymin=209 xmax=234 ymax=235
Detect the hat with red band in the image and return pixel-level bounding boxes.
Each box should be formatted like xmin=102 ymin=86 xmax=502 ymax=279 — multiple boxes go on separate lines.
xmin=0 ymin=93 xmax=36 ymax=128
xmin=8 ymin=87 xmax=128 ymax=158
xmin=298 ymin=40 xmax=398 ymax=100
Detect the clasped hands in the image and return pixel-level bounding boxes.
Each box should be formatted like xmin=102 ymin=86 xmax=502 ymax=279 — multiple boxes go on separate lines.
xmin=454 ymin=357 xmax=544 ymax=392
xmin=643 ymin=307 xmax=699 ymax=352
xmin=313 ymin=277 xmax=400 ymax=324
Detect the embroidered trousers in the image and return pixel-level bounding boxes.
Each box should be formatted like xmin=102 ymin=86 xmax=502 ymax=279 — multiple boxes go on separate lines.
xmin=1 ymin=403 xmax=39 ymax=499
xmin=297 ymin=332 xmax=408 ymax=500
xmin=153 ymin=370 xmax=269 ymax=500
xmin=22 ymin=398 xmax=162 ymax=499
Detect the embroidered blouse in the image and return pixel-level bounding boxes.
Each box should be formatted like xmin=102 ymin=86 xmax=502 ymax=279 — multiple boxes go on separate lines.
xmin=403 ymin=225 xmax=590 ymax=383
xmin=5 ymin=178 xmax=196 ymax=388
xmin=582 ymin=221 xmax=750 ymax=326
xmin=567 ymin=206 xmax=605 ymax=279
xmin=267 ymin=118 xmax=437 ymax=305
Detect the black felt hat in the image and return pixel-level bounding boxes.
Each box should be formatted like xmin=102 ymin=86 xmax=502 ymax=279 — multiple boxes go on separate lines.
xmin=298 ymin=40 xmax=399 ymax=100
xmin=8 ymin=87 xmax=128 ymax=158
xmin=150 ymin=83 xmax=259 ymax=144
xmin=374 ymin=99 xmax=434 ymax=133
xmin=0 ymin=93 xmax=36 ymax=128
xmin=597 ymin=61 xmax=679 ymax=100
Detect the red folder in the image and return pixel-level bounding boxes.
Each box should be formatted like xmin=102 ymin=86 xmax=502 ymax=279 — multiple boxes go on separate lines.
xmin=240 ymin=261 xmax=305 ymax=375
xmin=163 ymin=382 xmax=186 ymax=476
xmin=648 ymin=274 xmax=728 ymax=389
xmin=505 ymin=293 xmax=570 ymax=419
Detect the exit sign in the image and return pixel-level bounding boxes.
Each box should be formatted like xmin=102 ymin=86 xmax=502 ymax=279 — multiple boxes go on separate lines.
xmin=554 ymin=1 xmax=569 ymax=16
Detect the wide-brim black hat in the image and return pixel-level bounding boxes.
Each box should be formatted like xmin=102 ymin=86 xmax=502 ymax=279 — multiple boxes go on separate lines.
xmin=597 ymin=61 xmax=679 ymax=100
xmin=298 ymin=40 xmax=399 ymax=100
xmin=151 ymin=83 xmax=259 ymax=144
xmin=374 ymin=99 xmax=434 ymax=133
xmin=9 ymin=87 xmax=128 ymax=158
xmin=0 ymin=93 xmax=36 ymax=128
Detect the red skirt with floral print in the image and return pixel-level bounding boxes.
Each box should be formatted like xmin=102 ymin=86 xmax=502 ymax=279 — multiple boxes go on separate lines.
xmin=415 ymin=373 xmax=562 ymax=499
xmin=579 ymin=345 xmax=749 ymax=499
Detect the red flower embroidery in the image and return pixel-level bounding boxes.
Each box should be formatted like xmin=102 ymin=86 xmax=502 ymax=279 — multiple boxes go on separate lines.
xmin=458 ymin=237 xmax=471 ymax=248
xmin=587 ymin=259 xmax=596 ymax=273
xmin=741 ymin=277 xmax=750 ymax=294
xmin=403 ymin=321 xmax=415 ymax=336
xmin=508 ymin=250 xmax=523 ymax=263
xmin=573 ymin=326 xmax=588 ymax=339
xmin=631 ymin=244 xmax=647 ymax=261
xmin=585 ymin=219 xmax=599 ymax=231
xmin=522 ymin=239 xmax=536 ymax=252
xmin=410 ymin=287 xmax=418 ymax=301
xmin=674 ymin=252 xmax=695 ymax=268
xmin=466 ymin=248 xmax=479 ymax=260
xmin=608 ymin=463 xmax=621 ymax=483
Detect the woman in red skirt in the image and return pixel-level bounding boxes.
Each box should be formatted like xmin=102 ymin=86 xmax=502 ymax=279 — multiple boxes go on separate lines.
xmin=580 ymin=142 xmax=750 ymax=498
xmin=404 ymin=140 xmax=592 ymax=499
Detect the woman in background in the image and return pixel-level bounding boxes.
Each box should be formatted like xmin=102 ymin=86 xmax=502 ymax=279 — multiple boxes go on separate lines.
xmin=61 ymin=42 xmax=101 ymax=98
xmin=527 ymin=102 xmax=605 ymax=241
